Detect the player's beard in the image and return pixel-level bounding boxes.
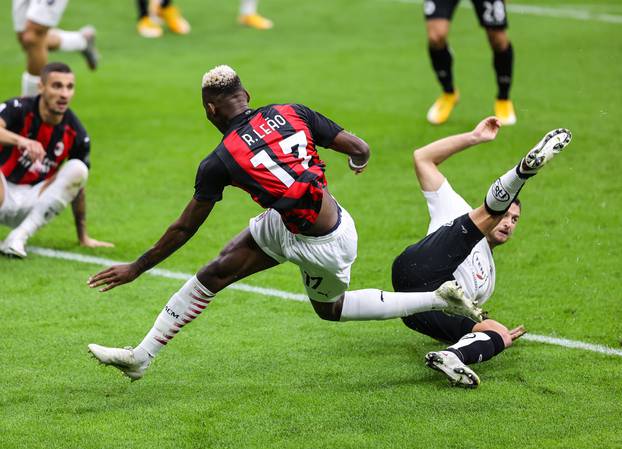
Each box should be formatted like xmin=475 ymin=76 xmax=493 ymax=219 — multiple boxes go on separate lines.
xmin=43 ymin=96 xmax=66 ymax=116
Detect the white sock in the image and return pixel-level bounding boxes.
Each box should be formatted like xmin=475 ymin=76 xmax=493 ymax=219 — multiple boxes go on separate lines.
xmin=134 ymin=276 xmax=215 ymax=361
xmin=240 ymin=0 xmax=258 ymax=15
xmin=339 ymin=289 xmax=447 ymax=321
xmin=484 ymin=166 xmax=525 ymax=214
xmin=21 ymin=72 xmax=40 ymax=97
xmin=9 ymin=160 xmax=87 ymax=242
xmin=53 ymin=29 xmax=88 ymax=51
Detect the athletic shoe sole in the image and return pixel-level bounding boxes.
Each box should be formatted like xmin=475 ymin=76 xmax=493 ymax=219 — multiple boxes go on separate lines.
xmin=425 ymin=351 xmax=480 ymax=389
xmin=524 ymin=128 xmax=572 ymax=171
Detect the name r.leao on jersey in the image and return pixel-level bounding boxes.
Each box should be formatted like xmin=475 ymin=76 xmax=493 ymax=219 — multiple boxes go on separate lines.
xmin=240 ymin=113 xmax=287 ymax=146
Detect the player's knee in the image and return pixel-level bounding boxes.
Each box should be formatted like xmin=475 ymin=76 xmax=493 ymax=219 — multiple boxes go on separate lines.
xmin=311 ymin=297 xmax=342 ymax=322
xmin=61 ymin=159 xmax=89 ymax=185
xmin=473 ymin=319 xmax=512 ymax=348
xmin=428 ymin=33 xmax=448 ymax=49
xmin=486 ymin=30 xmax=509 ymax=52
xmin=20 ymin=28 xmax=47 ymax=50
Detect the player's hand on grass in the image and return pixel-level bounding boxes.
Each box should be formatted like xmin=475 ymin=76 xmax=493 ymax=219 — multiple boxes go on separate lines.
xmin=17 ymin=136 xmax=45 ymax=162
xmin=88 ymin=263 xmax=140 ymax=292
xmin=80 ymin=235 xmax=115 ymax=248
xmin=509 ymin=324 xmax=526 ymax=341
xmin=471 ymin=116 xmax=501 ymax=144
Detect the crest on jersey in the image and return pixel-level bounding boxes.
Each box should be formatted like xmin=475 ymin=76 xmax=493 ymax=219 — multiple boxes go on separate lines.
xmin=54 ymin=141 xmax=65 ymax=157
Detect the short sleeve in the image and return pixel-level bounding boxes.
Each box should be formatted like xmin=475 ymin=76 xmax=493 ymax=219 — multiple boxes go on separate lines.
xmin=194 ymin=152 xmax=231 ymax=202
xmin=293 ymin=104 xmax=343 ymax=148
xmin=423 ymin=179 xmax=473 ymax=235
xmin=0 ymin=97 xmax=25 ymax=130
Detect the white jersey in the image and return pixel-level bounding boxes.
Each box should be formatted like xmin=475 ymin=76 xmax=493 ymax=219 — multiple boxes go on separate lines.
xmin=422 ymin=180 xmax=496 ymax=305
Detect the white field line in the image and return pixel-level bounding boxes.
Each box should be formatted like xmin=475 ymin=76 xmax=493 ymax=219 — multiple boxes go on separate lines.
xmin=28 ymin=246 xmax=622 ymax=358
xmin=392 ymin=0 xmax=622 ymax=24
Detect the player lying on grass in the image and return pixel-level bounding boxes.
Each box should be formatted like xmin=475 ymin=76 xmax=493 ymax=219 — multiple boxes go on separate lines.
xmin=86 ymin=65 xmax=482 ymax=380
xmin=391 ymin=117 xmax=572 ymax=388
xmin=0 ymin=62 xmax=113 ymax=258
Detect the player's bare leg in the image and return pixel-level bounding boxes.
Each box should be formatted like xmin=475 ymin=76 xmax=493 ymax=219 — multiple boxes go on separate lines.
xmin=426 ymin=19 xmax=459 ymax=125
xmin=487 ymin=29 xmax=515 ymax=125
xmin=17 ymin=21 xmax=49 ymax=96
xmin=88 ymin=228 xmax=279 ymax=380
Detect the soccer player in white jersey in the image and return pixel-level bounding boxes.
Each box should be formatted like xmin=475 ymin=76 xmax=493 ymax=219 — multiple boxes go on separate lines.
xmin=13 ymin=0 xmax=99 ymax=96
xmin=391 ymin=117 xmax=572 ymax=388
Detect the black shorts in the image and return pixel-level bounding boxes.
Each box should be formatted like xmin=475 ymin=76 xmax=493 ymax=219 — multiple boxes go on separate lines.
xmin=391 ymin=213 xmax=484 ymax=343
xmin=423 ymin=0 xmax=508 ymax=29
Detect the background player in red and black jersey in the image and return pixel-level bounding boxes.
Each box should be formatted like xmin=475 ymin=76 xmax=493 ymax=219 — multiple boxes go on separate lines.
xmin=86 ymin=65 xmax=482 ymax=381
xmin=0 ymin=62 xmax=112 ymax=258
xmin=423 ymin=0 xmax=516 ymax=125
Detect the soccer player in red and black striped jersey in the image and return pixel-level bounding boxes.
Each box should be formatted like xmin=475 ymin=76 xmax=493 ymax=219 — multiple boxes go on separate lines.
xmin=87 ymin=65 xmax=482 ymax=381
xmin=0 ymin=62 xmax=112 ymax=258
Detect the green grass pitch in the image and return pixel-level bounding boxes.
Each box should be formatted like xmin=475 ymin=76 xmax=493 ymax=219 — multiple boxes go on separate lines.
xmin=1 ymin=0 xmax=621 ymax=447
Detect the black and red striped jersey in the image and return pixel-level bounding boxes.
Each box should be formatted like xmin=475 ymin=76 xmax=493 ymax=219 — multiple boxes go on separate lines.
xmin=194 ymin=104 xmax=343 ymax=234
xmin=0 ymin=96 xmax=90 ymax=186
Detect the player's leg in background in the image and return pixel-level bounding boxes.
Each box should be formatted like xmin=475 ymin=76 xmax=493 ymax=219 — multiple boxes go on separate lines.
xmin=238 ymin=0 xmax=273 ymax=30
xmin=487 ymin=28 xmax=515 ymax=124
xmin=424 ymin=1 xmax=460 ymax=124
xmin=88 ymin=227 xmax=279 ymax=380
xmin=17 ymin=20 xmax=50 ymax=96
xmin=0 ymin=159 xmax=88 ymax=258
xmin=46 ymin=27 xmax=99 ymax=70
xmin=471 ymin=0 xmax=515 ymax=124
xmin=156 ymin=0 xmax=191 ymax=35
xmin=136 ymin=0 xmax=163 ymax=38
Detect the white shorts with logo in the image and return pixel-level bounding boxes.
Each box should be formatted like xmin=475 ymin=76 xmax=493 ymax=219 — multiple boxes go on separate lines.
xmin=249 ymin=207 xmax=358 ymax=302
xmin=0 ymin=175 xmax=43 ymax=228
xmin=13 ymin=0 xmax=69 ymax=32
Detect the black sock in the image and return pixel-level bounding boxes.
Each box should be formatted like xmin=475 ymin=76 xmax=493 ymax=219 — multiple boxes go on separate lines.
xmin=429 ymin=45 xmax=454 ymax=93
xmin=137 ymin=0 xmax=149 ymax=19
xmin=446 ymin=331 xmax=505 ymax=364
xmin=493 ymin=43 xmax=513 ymax=100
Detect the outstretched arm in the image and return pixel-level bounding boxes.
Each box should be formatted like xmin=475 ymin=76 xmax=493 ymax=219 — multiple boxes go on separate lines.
xmin=414 ymin=117 xmax=501 ymax=191
xmin=329 ymin=130 xmax=371 ymax=175
xmin=88 ymin=198 xmax=215 ymax=292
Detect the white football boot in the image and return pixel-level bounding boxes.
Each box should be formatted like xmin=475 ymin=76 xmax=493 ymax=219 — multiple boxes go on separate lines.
xmin=0 ymin=230 xmax=28 ymax=258
xmin=425 ymin=350 xmax=481 ymax=388
xmin=88 ymin=344 xmax=151 ymax=381
xmin=521 ymin=128 xmax=572 ymax=176
xmin=435 ymin=280 xmax=483 ymax=322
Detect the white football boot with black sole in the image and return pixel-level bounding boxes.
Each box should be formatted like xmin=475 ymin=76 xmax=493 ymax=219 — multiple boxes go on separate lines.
xmin=425 ymin=350 xmax=481 ymax=388
xmin=521 ymin=128 xmax=572 ymax=176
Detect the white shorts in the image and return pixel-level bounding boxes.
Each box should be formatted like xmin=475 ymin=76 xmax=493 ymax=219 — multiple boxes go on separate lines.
xmin=0 ymin=175 xmax=43 ymax=228
xmin=249 ymin=207 xmax=358 ymax=302
xmin=422 ymin=179 xmax=472 ymax=235
xmin=13 ymin=0 xmax=69 ymax=32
